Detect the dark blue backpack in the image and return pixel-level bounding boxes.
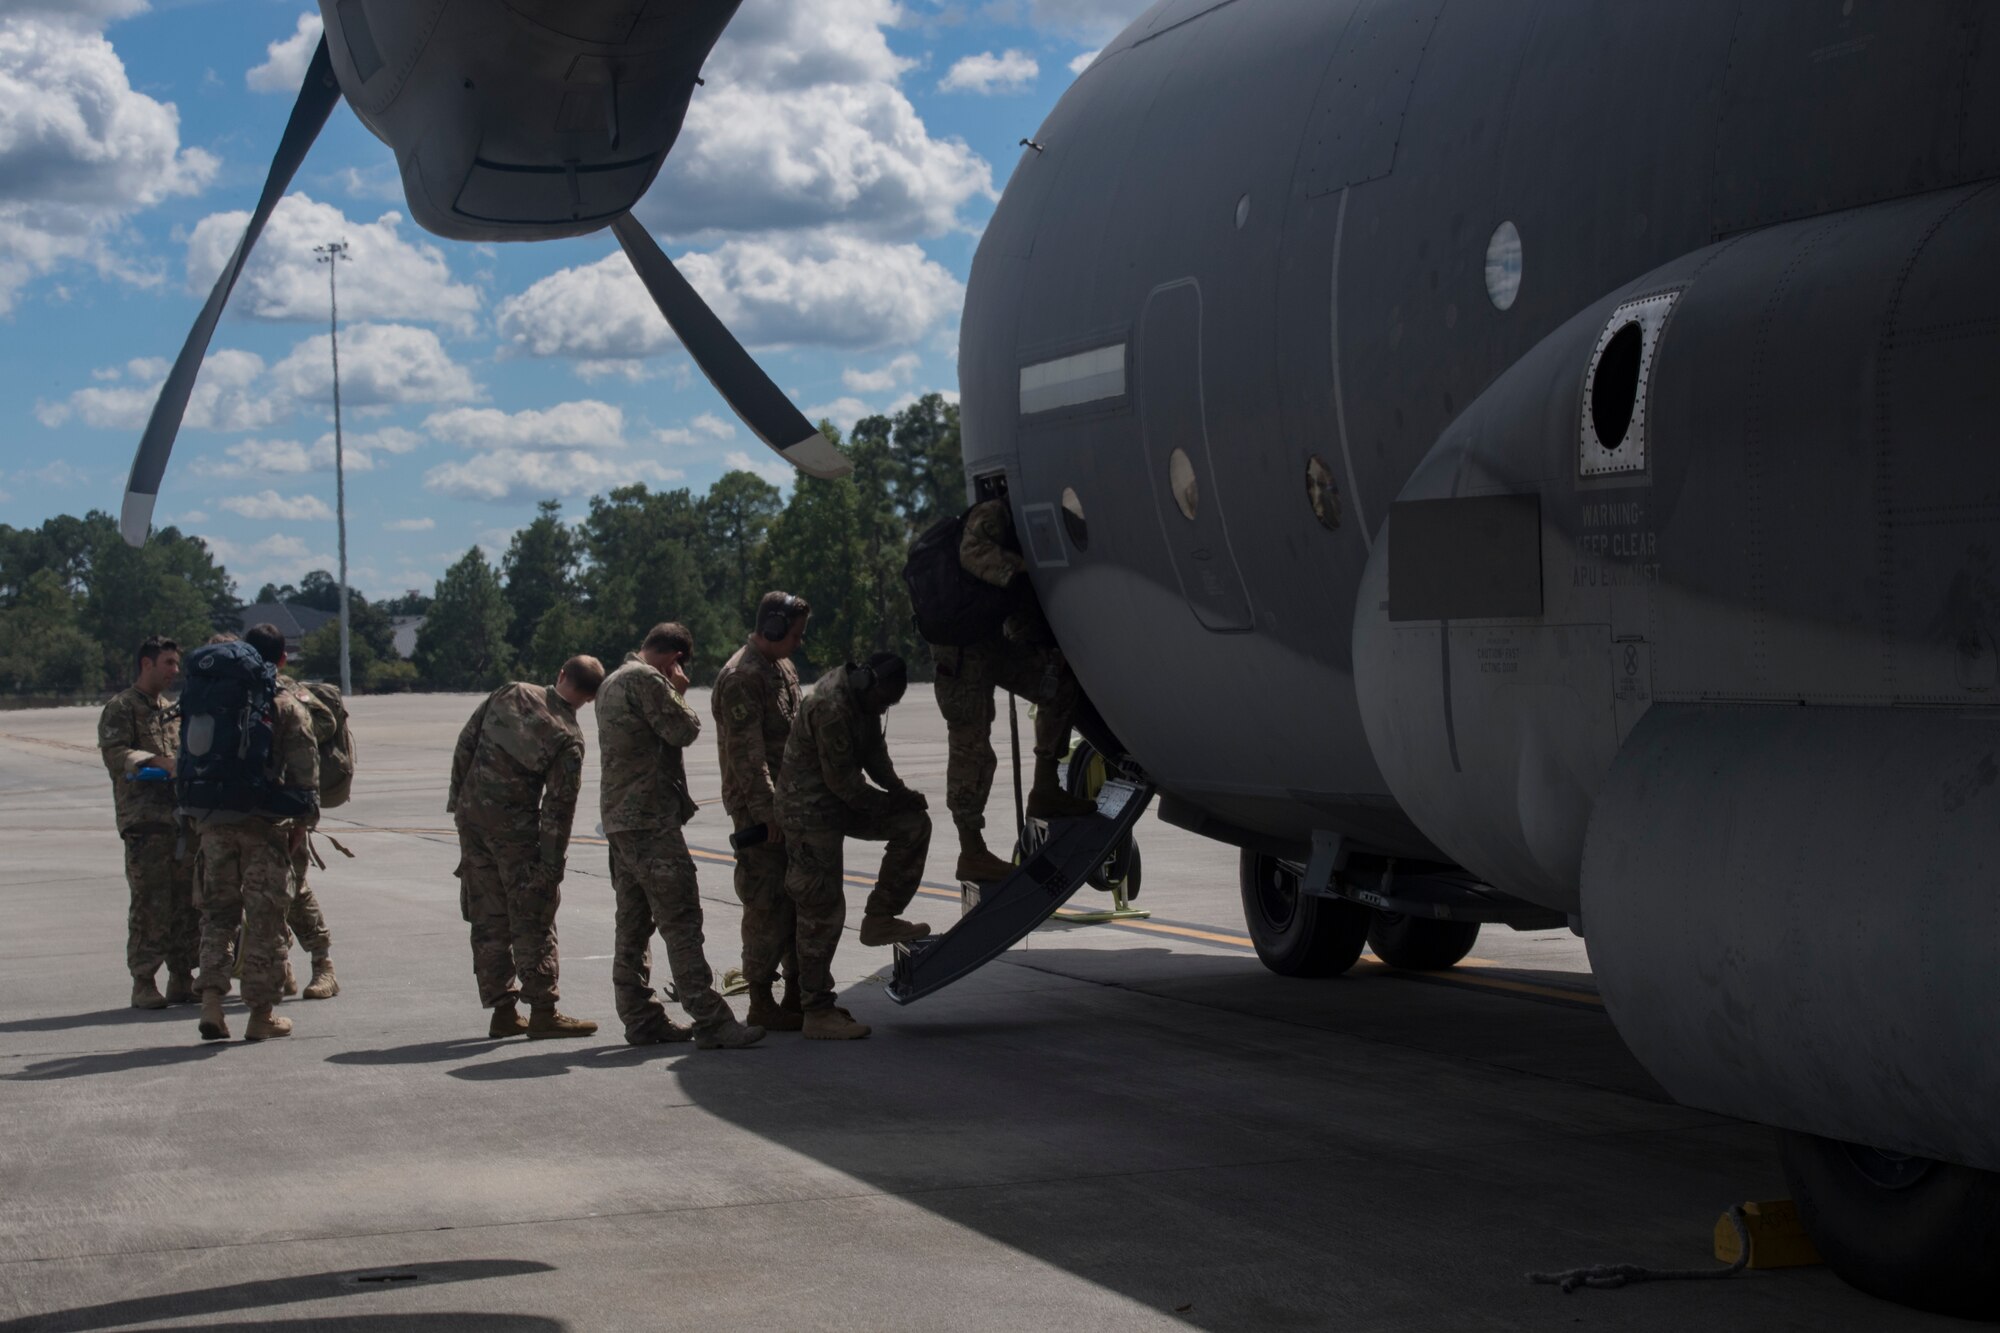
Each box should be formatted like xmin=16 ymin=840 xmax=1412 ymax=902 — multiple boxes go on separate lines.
xmin=903 ymin=510 xmax=1023 ymax=647
xmin=176 ymin=641 xmax=315 ymax=820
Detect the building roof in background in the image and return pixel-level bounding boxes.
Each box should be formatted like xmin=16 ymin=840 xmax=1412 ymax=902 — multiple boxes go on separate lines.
xmin=231 ymin=602 xmax=337 ymax=647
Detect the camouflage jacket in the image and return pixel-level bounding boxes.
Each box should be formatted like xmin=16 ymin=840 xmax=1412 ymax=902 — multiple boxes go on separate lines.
xmin=960 ymin=498 xmax=1052 ymax=646
xmin=278 ymin=674 xmax=337 ymax=745
xmin=595 ymin=655 xmax=700 ymax=834
xmin=97 ymin=686 xmax=178 ymax=833
xmin=447 ymin=682 xmax=585 ymax=867
xmin=190 ymin=687 xmax=319 ymax=830
xmin=775 ymin=665 xmax=909 ymax=831
xmin=712 ymin=635 xmax=799 ymax=829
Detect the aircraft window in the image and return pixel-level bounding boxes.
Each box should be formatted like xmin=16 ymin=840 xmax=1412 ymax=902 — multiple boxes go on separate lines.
xmin=1485 ymin=221 xmax=1522 ymax=311
xmin=1061 ymin=487 xmax=1089 ymax=550
xmin=1019 ymin=343 xmax=1127 ymax=414
xmin=1168 ymin=448 xmax=1199 ymax=521
xmin=1590 ymin=322 xmax=1643 ymax=452
xmin=1306 ymin=456 xmax=1340 ymax=531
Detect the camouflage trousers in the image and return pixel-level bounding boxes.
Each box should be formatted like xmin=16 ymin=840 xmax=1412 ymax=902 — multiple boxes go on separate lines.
xmin=731 ymin=834 xmax=797 ymax=990
xmin=933 ymin=637 xmax=1079 ymax=833
xmin=456 ymin=823 xmax=561 ymax=1009
xmin=607 ymin=827 xmax=724 ymax=1038
xmin=122 ymin=826 xmax=199 ymax=980
xmin=194 ymin=820 xmax=296 ymax=1007
xmin=782 ymin=806 xmax=932 ymax=1011
xmin=285 ymin=843 xmax=332 ymax=959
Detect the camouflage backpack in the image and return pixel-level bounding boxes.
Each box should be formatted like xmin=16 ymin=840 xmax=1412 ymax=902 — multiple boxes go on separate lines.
xmin=295 ymin=681 xmax=358 ymax=809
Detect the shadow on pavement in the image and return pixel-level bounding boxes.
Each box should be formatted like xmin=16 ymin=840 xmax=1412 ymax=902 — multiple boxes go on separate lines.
xmin=4 ymin=1042 xmax=228 ymax=1081
xmin=324 ymin=1038 xmax=501 ymax=1067
xmin=139 ymin=1319 xmax=562 ymax=1333
xmin=0 ymin=1259 xmax=555 ymax=1332
xmin=0 ymin=1007 xmax=182 ymax=1034
xmin=447 ymin=1042 xmax=690 ymax=1082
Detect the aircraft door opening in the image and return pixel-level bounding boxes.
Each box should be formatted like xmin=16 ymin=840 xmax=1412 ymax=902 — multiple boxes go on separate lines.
xmin=1136 ymin=280 xmax=1254 ymax=632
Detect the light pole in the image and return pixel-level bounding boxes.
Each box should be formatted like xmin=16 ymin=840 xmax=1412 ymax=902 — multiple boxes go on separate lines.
xmin=314 ymin=239 xmax=351 ymax=697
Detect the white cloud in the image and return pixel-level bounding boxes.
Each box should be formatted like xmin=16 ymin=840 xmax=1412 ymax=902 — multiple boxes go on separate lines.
xmin=175 ymin=508 xmax=209 ymax=525
xmin=269 ymin=323 xmax=478 ymax=409
xmin=384 ymin=516 xmax=434 ymax=532
xmin=0 ymin=5 xmax=219 ymax=312
xmin=186 ymin=194 xmax=480 ymax=333
xmin=842 ymin=351 xmax=921 ymax=393
xmin=423 ymin=451 xmax=682 ymax=504
xmin=219 ymin=489 xmax=333 ymax=521
xmin=245 ymin=12 xmax=321 ymax=93
xmin=722 ymin=449 xmax=794 ymax=488
xmin=655 ymin=412 xmax=738 ymax=447
xmin=1069 ymin=48 xmax=1101 ymax=74
xmin=41 ymin=349 xmax=278 ymax=432
xmin=497 ymin=232 xmax=960 ymax=369
xmin=423 ymin=400 xmax=627 ymax=453
xmin=638 ymin=0 xmax=991 ymax=241
xmin=939 ymin=49 xmax=1038 ymax=94
xmin=804 ymin=397 xmax=873 ymax=433
xmin=26 ymin=458 xmax=89 ymax=486
xmin=194 ymin=426 xmax=416 ymax=479
xmin=199 ymin=532 xmax=333 ymax=588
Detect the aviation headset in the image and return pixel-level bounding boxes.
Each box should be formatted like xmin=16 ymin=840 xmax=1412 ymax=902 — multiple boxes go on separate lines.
xmin=759 ymin=593 xmax=804 ymax=642
xmin=848 ymin=653 xmax=907 ymax=705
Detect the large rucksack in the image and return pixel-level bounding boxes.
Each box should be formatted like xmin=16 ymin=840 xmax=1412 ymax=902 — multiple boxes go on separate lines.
xmin=296 ymin=681 xmax=357 ymax=809
xmin=903 ymin=510 xmax=1022 ymax=647
xmin=176 ymin=641 xmax=315 ymax=821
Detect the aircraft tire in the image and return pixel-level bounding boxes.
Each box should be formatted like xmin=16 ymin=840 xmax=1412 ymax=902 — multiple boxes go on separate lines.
xmin=1365 ymin=914 xmax=1479 ymax=970
xmin=1238 ymin=851 xmax=1369 ymax=978
xmin=1777 ymin=1130 xmax=2000 ymax=1319
xmin=1066 ymin=740 xmax=1139 ymax=895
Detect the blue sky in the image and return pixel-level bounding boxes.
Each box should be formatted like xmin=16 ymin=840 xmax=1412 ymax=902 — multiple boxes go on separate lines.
xmin=0 ymin=0 xmax=1152 ymax=599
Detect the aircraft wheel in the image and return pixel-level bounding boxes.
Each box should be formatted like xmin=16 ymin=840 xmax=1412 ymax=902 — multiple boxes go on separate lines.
xmin=1366 ymin=913 xmax=1480 ymax=970
xmin=1238 ymin=851 xmax=1369 ymax=977
xmin=1777 ymin=1130 xmax=2000 ymax=1319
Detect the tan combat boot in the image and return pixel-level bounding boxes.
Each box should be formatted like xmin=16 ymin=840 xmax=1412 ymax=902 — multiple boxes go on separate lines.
xmin=280 ymin=960 xmax=298 ymax=998
xmin=955 ymin=838 xmax=1016 ymax=885
xmin=302 ymin=956 xmax=339 ymax=1000
xmin=488 ymin=1000 xmax=529 ymax=1039
xmin=695 ymin=1007 xmax=766 ymax=1050
xmin=244 ymin=1005 xmax=292 ymax=1041
xmin=131 ymin=976 xmax=168 ymax=1010
xmin=803 ymin=1005 xmax=871 ymax=1041
xmin=164 ymin=972 xmax=198 ymax=1005
xmin=745 ymin=982 xmax=803 ymax=1032
xmin=624 ymin=1018 xmax=693 ymax=1046
xmin=858 ymin=915 xmax=931 ymax=947
xmin=526 ymin=1007 xmax=598 ymax=1040
xmin=198 ymin=989 xmax=229 ymax=1041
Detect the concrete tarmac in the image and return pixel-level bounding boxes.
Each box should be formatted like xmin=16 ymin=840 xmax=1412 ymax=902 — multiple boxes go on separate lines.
xmin=0 ymin=687 xmax=1951 ymax=1330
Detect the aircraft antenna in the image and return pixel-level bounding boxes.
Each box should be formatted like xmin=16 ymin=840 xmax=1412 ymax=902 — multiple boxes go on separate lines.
xmin=314 ymin=239 xmax=352 ymax=698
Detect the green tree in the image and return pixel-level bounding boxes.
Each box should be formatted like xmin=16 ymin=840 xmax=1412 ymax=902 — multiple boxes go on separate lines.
xmin=761 ymin=423 xmax=869 ymax=677
xmin=578 ymin=484 xmax=729 ymax=678
xmin=78 ymin=523 xmax=229 ymax=687
xmin=523 ymin=600 xmax=590 ymax=684
xmin=301 ymin=618 xmax=381 ymax=690
xmin=0 ymin=569 xmax=102 ymax=693
xmin=414 ymin=547 xmax=513 ymax=690
xmin=886 ymin=393 xmax=966 ymax=533
xmin=701 ymin=470 xmax=783 ymax=629
xmin=501 ymin=499 xmax=582 ymax=661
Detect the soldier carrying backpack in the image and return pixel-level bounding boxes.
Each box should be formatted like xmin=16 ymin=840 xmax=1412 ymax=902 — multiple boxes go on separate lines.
xmin=177 ymin=623 xmax=319 ymax=1042
xmin=905 ymin=492 xmax=1096 ymax=884
xmin=276 ymin=673 xmax=355 ymax=1001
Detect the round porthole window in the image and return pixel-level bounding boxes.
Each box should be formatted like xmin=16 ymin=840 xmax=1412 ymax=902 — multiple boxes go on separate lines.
xmin=1305 ymin=456 xmax=1340 ymax=531
xmin=1168 ymin=448 xmax=1199 ymax=521
xmin=1060 ymin=486 xmax=1088 ymax=550
xmin=1485 ymin=220 xmax=1522 ymax=311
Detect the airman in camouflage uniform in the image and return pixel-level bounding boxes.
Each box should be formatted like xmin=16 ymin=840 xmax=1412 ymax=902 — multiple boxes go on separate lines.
xmin=97 ymin=636 xmax=199 ymax=1010
xmin=449 ymin=656 xmax=604 ymax=1040
xmin=595 ymin=625 xmax=761 ymax=1050
xmin=712 ymin=591 xmax=809 ymax=1031
xmin=931 ymin=497 xmax=1094 ymax=883
xmin=776 ymin=653 xmax=932 ymax=1040
xmin=189 ymin=624 xmax=318 ymax=1043
xmin=278 ymin=674 xmax=339 ymax=1000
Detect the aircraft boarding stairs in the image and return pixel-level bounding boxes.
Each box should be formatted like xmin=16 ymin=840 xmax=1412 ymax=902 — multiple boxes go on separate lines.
xmin=886 ymin=774 xmax=1155 ymax=1004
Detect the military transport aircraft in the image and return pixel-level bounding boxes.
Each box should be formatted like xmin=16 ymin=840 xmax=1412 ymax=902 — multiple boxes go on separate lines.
xmin=897 ymin=0 xmax=2000 ymax=1319
xmin=117 ymin=0 xmax=848 ymax=548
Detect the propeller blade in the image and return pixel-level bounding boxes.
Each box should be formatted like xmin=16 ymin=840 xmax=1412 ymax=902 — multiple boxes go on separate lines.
xmin=120 ymin=36 xmax=343 ymax=546
xmin=611 ymin=213 xmax=852 ymax=481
